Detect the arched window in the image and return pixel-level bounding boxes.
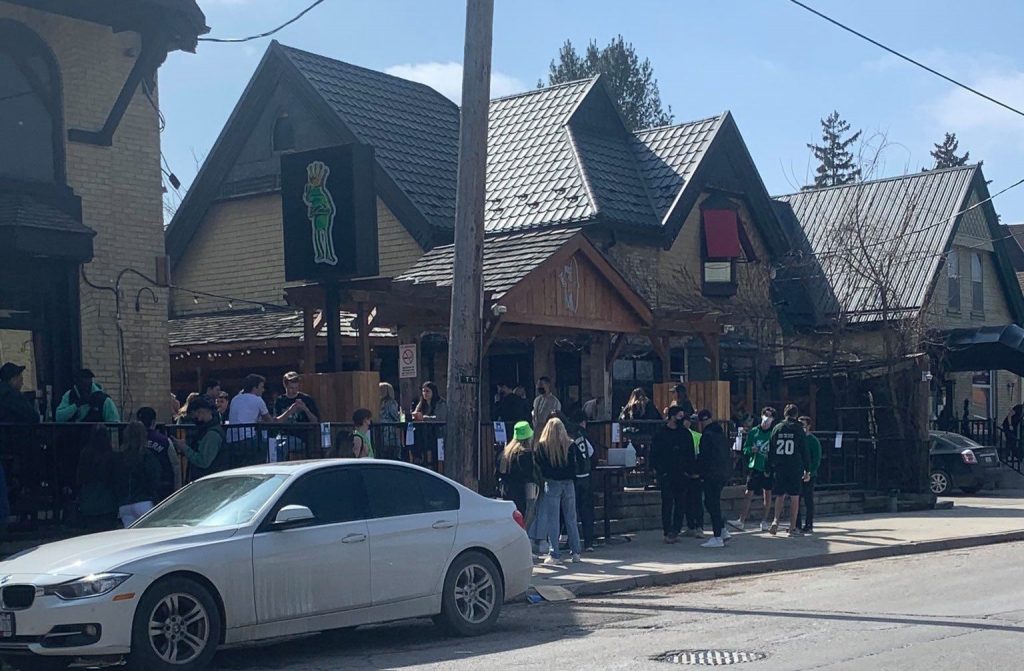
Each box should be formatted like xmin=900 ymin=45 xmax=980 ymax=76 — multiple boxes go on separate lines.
xmin=272 ymin=113 xmax=295 ymax=152
xmin=0 ymin=20 xmax=63 ymax=183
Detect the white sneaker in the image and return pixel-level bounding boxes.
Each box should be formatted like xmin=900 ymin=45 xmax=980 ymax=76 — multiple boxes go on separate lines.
xmin=570 ymin=553 xmax=582 ymax=564
xmin=727 ymin=519 xmax=745 ymax=531
xmin=760 ymin=521 xmax=770 ymax=532
xmin=543 ymin=555 xmax=562 ymax=566
xmin=721 ymin=528 xmax=731 ymax=541
xmin=701 ymin=536 xmax=725 ymax=548
xmin=695 ymin=528 xmax=706 ymax=538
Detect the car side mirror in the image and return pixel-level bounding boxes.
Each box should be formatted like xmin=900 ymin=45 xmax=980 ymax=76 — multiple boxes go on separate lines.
xmin=273 ymin=504 xmax=315 ymax=528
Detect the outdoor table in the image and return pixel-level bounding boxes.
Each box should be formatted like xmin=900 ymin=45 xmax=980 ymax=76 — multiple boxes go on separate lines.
xmin=594 ymin=465 xmax=631 ymax=544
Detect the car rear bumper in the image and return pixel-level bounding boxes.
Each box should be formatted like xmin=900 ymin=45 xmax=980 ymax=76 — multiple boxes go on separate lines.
xmin=500 ymin=534 xmax=533 ymax=601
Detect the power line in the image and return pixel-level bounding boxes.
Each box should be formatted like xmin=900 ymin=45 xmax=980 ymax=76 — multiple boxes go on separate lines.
xmin=199 ymin=0 xmax=328 ymax=43
xmin=786 ymin=0 xmax=1024 ymax=120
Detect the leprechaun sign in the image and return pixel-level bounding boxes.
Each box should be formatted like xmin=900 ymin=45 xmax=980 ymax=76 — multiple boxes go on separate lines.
xmin=281 ymin=144 xmax=378 ymax=281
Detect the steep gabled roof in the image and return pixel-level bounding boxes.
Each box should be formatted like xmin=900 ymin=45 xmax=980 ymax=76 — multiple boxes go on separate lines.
xmin=776 ymin=165 xmax=1023 ymax=323
xmin=277 ymin=45 xmax=459 ymax=231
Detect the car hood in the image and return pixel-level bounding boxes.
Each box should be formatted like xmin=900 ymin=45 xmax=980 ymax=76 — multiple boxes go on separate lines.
xmin=0 ymin=527 xmax=241 ymax=581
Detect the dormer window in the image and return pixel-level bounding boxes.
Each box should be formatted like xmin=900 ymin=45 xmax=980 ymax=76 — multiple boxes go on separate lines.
xmin=701 ymin=207 xmax=742 ymax=296
xmin=272 ymin=113 xmax=294 ymax=152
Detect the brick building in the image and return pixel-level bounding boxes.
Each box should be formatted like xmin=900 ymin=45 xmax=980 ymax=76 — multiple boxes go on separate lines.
xmin=0 ymin=0 xmax=207 ymax=417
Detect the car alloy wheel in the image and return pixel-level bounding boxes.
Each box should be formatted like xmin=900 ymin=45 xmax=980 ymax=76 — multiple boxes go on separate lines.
xmin=148 ymin=593 xmax=211 ymax=665
xmin=930 ymin=471 xmax=950 ymax=495
xmin=453 ymin=563 xmax=497 ymax=625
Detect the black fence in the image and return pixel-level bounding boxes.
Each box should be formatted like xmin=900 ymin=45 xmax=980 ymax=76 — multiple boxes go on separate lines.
xmin=930 ymin=417 xmax=1024 ymax=472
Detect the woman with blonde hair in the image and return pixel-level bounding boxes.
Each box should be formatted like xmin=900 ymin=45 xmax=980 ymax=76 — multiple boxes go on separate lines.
xmin=175 ymin=392 xmax=201 ymax=424
xmin=537 ymin=417 xmax=581 ymax=565
xmin=379 ymin=382 xmax=402 ymax=459
xmin=497 ymin=421 xmax=543 ymax=528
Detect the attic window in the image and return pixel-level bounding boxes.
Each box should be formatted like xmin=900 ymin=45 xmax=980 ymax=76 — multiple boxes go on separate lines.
xmin=701 ymin=208 xmax=741 ymax=296
xmin=272 ymin=113 xmax=294 ymax=152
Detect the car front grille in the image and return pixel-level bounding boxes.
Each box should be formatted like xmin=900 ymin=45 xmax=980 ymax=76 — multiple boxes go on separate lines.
xmin=1 ymin=585 xmax=36 ymax=610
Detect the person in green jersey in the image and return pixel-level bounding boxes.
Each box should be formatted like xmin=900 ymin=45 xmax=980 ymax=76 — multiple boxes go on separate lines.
xmin=352 ymin=408 xmax=375 ymax=459
xmin=729 ymin=407 xmax=776 ymax=532
xmin=796 ymin=416 xmax=822 ymax=533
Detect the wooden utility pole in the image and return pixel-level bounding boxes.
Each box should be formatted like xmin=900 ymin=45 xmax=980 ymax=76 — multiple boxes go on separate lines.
xmin=445 ymin=0 xmax=493 ymax=490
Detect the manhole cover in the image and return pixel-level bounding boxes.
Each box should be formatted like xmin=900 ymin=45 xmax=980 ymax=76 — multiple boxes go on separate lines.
xmin=652 ymin=649 xmax=768 ymax=665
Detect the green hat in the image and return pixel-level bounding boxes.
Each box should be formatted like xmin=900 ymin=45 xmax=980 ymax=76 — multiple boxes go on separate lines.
xmin=513 ymin=421 xmax=533 ymax=441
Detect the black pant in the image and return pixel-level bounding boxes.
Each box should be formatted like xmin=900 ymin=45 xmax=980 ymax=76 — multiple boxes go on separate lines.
xmin=684 ymin=476 xmax=703 ymax=530
xmin=574 ymin=476 xmax=595 ymax=549
xmin=703 ymin=478 xmax=726 ymax=537
xmin=796 ymin=476 xmax=815 ymax=529
xmin=659 ymin=473 xmax=686 ymax=536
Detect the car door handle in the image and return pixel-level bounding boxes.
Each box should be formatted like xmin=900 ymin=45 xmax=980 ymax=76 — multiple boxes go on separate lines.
xmin=341 ymin=533 xmax=367 ymax=544
xmin=432 ymin=520 xmax=455 ymax=530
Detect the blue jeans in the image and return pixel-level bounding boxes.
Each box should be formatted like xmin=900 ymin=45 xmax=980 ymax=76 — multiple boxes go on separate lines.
xmin=541 ymin=479 xmax=581 ymax=558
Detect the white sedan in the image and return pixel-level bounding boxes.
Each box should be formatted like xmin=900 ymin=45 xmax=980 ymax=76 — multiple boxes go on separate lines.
xmin=0 ymin=460 xmax=532 ymax=671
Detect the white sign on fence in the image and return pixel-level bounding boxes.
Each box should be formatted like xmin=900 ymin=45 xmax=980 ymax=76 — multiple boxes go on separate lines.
xmin=405 ymin=423 xmax=416 ymax=446
xmin=834 ymin=431 xmax=843 ymax=450
xmin=611 ymin=422 xmax=621 ymax=445
xmin=437 ymin=438 xmax=445 ymax=462
xmin=399 ymin=344 xmax=418 ymax=379
xmin=494 ymin=421 xmax=507 ymax=445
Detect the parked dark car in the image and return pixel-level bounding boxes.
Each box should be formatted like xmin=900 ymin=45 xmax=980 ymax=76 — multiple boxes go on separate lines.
xmin=929 ymin=431 xmax=1000 ymax=495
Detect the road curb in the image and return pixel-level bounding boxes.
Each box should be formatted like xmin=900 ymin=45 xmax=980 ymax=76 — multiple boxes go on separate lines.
xmin=557 ymin=530 xmax=1024 ymax=598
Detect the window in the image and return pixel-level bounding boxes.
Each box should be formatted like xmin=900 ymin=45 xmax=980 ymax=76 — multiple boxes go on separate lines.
xmin=971 ymin=370 xmax=992 ymax=419
xmin=947 ymin=251 xmax=961 ymax=312
xmin=272 ymin=113 xmax=295 ymax=152
xmin=275 ymin=468 xmax=368 ymax=525
xmin=971 ymin=253 xmax=984 ymax=314
xmin=701 ymin=207 xmax=742 ymax=296
xmin=362 ymin=466 xmax=459 ymax=518
xmin=0 ymin=20 xmax=62 ymax=183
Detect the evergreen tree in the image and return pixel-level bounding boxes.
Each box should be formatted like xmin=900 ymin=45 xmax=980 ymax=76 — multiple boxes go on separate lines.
xmin=805 ymin=111 xmax=862 ymax=189
xmin=928 ymin=132 xmax=970 ymax=169
xmin=541 ymin=35 xmax=673 ymax=131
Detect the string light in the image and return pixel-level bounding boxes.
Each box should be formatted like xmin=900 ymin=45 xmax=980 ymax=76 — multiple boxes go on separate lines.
xmin=193 ymin=295 xmax=199 ymax=304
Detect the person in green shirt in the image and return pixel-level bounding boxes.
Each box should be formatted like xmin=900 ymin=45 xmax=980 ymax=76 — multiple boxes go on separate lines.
xmin=352 ymin=408 xmax=375 ymax=459
xmin=796 ymin=415 xmax=822 ymax=533
xmin=729 ymin=407 xmax=776 ymax=532
xmin=682 ymin=414 xmax=704 ymax=537
xmin=172 ymin=398 xmax=226 ymax=482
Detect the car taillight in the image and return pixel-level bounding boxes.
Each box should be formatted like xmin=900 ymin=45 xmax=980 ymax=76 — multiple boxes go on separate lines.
xmin=961 ymin=449 xmax=978 ymax=464
xmin=513 ymin=510 xmax=526 ymax=530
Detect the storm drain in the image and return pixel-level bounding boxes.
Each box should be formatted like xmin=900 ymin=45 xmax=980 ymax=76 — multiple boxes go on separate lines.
xmin=652 ymin=649 xmax=768 ymax=665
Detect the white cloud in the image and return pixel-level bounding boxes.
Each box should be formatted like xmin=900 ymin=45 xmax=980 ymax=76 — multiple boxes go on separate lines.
xmin=384 ymin=61 xmax=526 ymax=103
xmin=925 ymin=70 xmax=1024 ymax=150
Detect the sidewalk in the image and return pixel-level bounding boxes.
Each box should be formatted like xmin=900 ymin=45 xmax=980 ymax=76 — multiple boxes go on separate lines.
xmin=531 ymin=492 xmax=1024 ymax=597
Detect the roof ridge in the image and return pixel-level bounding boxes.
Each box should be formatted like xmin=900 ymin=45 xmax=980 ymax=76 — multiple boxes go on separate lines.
xmin=632 ymin=112 xmax=728 ymax=137
xmin=490 ymin=76 xmax=597 ymax=103
xmin=273 ymin=41 xmax=458 ymax=108
xmin=775 ymin=164 xmax=979 ymax=199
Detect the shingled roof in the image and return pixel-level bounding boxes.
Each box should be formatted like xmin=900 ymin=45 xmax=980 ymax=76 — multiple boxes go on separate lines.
xmin=278 ymin=45 xmax=459 ymax=231
xmin=168 ymin=309 xmax=394 ymax=349
xmin=776 ymin=165 xmax=982 ymax=322
xmin=393 ymin=228 xmax=581 ymax=299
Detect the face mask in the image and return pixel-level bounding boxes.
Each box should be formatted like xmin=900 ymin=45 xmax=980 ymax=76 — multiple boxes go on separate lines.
xmin=537 ymin=387 xmax=545 ymax=395
xmin=760 ymin=415 xmax=772 ymax=430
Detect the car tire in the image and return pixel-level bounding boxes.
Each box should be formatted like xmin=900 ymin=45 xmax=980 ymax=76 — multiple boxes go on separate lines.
xmin=961 ymin=484 xmax=984 ymax=495
xmin=1 ymin=656 xmax=68 ymax=671
xmin=127 ymin=577 xmax=221 ymax=671
xmin=436 ymin=551 xmax=504 ymax=637
xmin=930 ymin=470 xmax=952 ymax=496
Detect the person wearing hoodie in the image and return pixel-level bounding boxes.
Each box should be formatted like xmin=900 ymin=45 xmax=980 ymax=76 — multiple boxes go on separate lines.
xmin=697 ymin=409 xmax=733 ymax=548
xmin=729 ymin=407 xmax=776 ymax=532
xmin=0 ymin=362 xmax=38 ymax=423
xmin=651 ymin=406 xmax=690 ymax=544
xmin=56 ymin=369 xmax=120 ymax=423
xmin=136 ymin=406 xmax=180 ymax=499
xmin=536 ymin=417 xmax=581 ymax=565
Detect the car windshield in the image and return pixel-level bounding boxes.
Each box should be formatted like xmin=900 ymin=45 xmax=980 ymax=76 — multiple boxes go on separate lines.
xmin=936 ymin=433 xmax=983 ymax=449
xmin=135 ymin=475 xmax=289 ymax=528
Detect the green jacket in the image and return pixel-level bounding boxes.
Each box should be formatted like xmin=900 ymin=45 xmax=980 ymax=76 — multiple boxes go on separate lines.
xmin=806 ymin=433 xmax=823 ymax=477
xmin=743 ymin=426 xmax=772 ymax=473
xmin=688 ymin=429 xmax=702 ymax=456
xmin=185 ymin=423 xmax=225 ymax=469
xmin=56 ymin=382 xmax=120 ymax=423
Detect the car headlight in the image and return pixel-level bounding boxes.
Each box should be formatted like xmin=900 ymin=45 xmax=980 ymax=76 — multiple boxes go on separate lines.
xmin=43 ymin=573 xmax=132 ymax=600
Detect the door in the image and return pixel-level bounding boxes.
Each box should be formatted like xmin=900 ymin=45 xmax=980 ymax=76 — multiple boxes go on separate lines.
xmin=360 ymin=465 xmax=460 ymax=604
xmin=252 ymin=467 xmax=371 ymax=622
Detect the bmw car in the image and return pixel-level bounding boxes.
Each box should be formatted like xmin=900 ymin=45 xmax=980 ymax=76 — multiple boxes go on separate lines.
xmin=0 ymin=460 xmax=533 ymax=671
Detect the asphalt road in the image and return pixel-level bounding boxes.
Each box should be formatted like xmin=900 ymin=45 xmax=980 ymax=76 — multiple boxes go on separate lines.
xmin=213 ymin=542 xmax=1024 ymax=670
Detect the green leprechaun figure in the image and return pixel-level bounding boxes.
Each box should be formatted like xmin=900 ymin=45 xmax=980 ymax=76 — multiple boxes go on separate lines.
xmin=303 ymin=160 xmax=339 ymax=266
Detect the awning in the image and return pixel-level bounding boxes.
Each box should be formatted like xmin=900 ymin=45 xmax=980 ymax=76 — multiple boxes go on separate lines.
xmin=945 ymin=325 xmax=1024 ymax=377
xmin=0 ymin=192 xmax=94 ymax=261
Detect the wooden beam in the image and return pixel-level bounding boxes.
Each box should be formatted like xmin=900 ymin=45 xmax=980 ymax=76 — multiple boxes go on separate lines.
xmin=701 ymin=332 xmax=721 ymax=381
xmin=357 ymin=302 xmax=371 ymax=371
xmin=482 ymin=315 xmax=504 ymax=355
xmin=607 ymin=333 xmax=628 ymax=369
xmin=325 ymin=283 xmax=342 ymax=372
xmin=302 ymin=307 xmax=316 ymax=374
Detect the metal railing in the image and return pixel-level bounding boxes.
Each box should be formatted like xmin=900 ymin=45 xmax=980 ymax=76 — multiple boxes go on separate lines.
xmin=930 ymin=417 xmax=1024 ymax=473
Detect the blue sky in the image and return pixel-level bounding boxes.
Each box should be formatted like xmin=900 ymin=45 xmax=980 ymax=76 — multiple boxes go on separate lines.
xmin=160 ymin=0 xmax=1024 ymax=224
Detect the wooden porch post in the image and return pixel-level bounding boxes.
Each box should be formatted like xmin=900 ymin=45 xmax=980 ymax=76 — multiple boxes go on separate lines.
xmin=324 ymin=283 xmax=342 ymax=372
xmin=357 ymin=302 xmax=371 ymax=371
xmin=701 ymin=332 xmax=721 ymax=381
xmin=302 ymin=307 xmax=317 ymax=374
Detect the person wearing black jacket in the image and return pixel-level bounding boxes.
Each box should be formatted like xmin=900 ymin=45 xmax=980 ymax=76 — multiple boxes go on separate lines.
xmin=568 ymin=413 xmax=596 ymax=552
xmin=651 ymin=406 xmax=692 ymax=544
xmin=697 ymin=409 xmax=732 ymax=548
